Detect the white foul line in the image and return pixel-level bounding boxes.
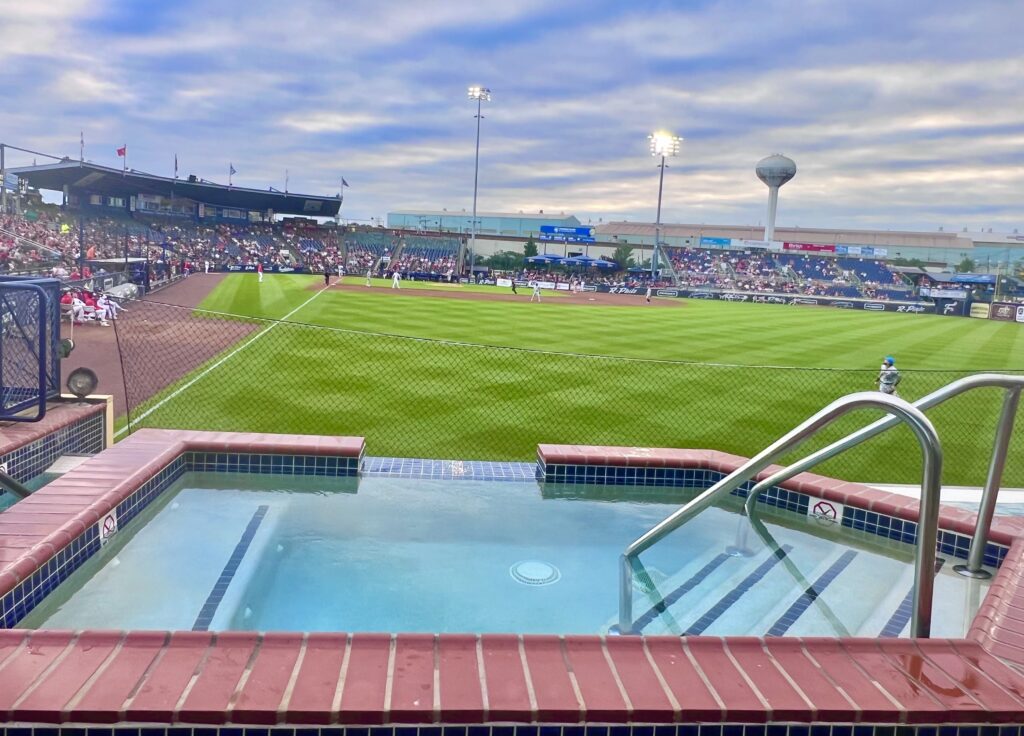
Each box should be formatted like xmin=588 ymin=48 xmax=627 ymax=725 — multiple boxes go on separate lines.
xmin=115 ymin=286 xmax=327 ymax=438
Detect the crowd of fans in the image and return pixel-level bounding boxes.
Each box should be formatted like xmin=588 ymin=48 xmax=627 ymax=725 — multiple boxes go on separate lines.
xmin=2 ymin=208 xmax=924 ymax=303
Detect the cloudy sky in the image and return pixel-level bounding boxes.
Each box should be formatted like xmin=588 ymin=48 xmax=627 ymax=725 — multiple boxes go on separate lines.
xmin=1 ymin=0 xmax=1022 ymax=232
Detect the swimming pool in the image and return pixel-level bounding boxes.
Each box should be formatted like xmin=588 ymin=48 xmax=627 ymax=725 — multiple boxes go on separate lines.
xmin=5 ymin=431 xmax=1024 ymax=727
xmin=20 ymin=470 xmax=990 ymax=636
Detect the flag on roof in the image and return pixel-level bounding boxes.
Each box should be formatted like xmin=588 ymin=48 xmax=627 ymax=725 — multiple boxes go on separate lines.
xmin=342 ymin=178 xmax=350 ymax=188
xmin=116 ymin=145 xmax=126 ymax=157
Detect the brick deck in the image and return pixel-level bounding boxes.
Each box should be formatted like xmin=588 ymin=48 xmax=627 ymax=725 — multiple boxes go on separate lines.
xmin=1 ymin=437 xmax=1024 ymax=725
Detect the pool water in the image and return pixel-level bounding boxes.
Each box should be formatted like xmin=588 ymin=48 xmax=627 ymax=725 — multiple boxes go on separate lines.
xmin=0 ymin=472 xmax=61 ymax=511
xmin=19 ymin=472 xmax=991 ymax=636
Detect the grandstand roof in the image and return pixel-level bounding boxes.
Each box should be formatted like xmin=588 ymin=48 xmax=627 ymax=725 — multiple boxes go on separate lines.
xmin=9 ymin=161 xmax=341 ymax=217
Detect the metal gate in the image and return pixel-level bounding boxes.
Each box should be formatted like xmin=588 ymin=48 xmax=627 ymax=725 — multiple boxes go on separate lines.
xmin=0 ymin=276 xmax=61 ymax=421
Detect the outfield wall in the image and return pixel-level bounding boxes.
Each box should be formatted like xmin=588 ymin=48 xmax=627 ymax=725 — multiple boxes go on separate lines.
xmin=599 ymin=285 xmax=938 ymax=314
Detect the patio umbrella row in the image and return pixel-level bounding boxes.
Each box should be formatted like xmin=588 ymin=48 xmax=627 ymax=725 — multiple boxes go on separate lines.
xmin=524 ymin=254 xmax=617 ymax=269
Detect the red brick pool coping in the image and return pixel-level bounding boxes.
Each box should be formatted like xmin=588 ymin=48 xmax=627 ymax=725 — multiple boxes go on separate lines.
xmin=0 ymin=400 xmax=107 ymax=459
xmin=2 ymin=435 xmax=1024 ymax=725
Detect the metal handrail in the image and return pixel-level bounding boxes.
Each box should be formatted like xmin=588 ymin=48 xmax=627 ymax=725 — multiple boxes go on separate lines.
xmin=0 ymin=468 xmax=32 ymax=500
xmin=619 ymin=392 xmax=943 ymax=636
xmin=743 ymin=374 xmax=1024 ymax=579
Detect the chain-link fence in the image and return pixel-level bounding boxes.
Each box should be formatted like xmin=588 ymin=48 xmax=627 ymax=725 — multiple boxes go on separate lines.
xmin=113 ymin=300 xmax=1024 ymax=487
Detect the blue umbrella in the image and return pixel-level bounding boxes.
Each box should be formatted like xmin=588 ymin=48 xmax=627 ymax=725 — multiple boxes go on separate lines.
xmin=524 ymin=254 xmax=564 ymax=265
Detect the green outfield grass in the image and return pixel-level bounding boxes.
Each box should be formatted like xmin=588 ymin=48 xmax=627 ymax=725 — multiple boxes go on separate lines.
xmin=125 ymin=273 xmax=1024 ymax=485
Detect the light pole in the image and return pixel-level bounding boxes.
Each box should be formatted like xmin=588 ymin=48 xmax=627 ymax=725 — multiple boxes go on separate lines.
xmin=468 ymin=85 xmax=491 ymax=277
xmin=648 ymin=131 xmax=681 ymax=279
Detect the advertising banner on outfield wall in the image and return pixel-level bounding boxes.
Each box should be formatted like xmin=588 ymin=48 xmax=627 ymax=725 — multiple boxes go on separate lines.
xmin=931 ymin=298 xmax=968 ymax=317
xmin=990 ymin=302 xmax=1020 ymax=322
xmin=971 ymin=303 xmax=992 ymax=319
xmin=596 ymin=285 xmax=935 ymax=313
xmin=1018 ymin=306 xmax=1024 ymax=324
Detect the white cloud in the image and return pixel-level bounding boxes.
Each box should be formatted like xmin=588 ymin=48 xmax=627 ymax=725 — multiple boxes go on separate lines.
xmin=279 ymin=112 xmax=392 ymax=134
xmin=51 ymin=70 xmax=127 ymax=103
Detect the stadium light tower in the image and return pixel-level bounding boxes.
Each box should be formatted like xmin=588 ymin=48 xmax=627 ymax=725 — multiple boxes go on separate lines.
xmin=648 ymin=131 xmax=681 ymax=278
xmin=467 ymin=85 xmax=491 ymax=277
xmin=756 ymin=154 xmax=797 ymax=242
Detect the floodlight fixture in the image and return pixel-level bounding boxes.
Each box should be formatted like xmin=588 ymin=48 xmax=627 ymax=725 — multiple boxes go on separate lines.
xmin=649 ymin=131 xmax=682 ymax=158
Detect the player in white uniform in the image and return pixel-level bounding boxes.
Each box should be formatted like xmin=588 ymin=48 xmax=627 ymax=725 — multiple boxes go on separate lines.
xmin=366 ymin=268 xmax=372 ymax=287
xmin=95 ymin=295 xmax=112 ymax=326
xmin=878 ymin=356 xmax=901 ymax=395
xmin=529 ymin=280 xmax=542 ymax=302
xmin=391 ymin=270 xmax=402 ymax=289
xmin=645 ymin=285 xmax=652 ymax=303
xmin=337 ymin=263 xmax=344 ymax=284
xmin=70 ymin=295 xmax=87 ymax=324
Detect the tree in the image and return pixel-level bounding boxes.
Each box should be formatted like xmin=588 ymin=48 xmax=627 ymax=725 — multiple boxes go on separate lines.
xmin=523 ymin=238 xmax=538 ymax=258
xmin=483 ymin=250 xmax=522 ymax=271
xmin=611 ymin=244 xmax=634 ymax=272
xmin=956 ymin=257 xmax=977 ymax=273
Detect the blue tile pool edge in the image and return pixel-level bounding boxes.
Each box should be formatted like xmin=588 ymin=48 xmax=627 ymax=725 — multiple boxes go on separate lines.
xmin=537 ymin=461 xmax=1009 ymax=569
xmin=0 ymin=450 xmax=360 ymax=629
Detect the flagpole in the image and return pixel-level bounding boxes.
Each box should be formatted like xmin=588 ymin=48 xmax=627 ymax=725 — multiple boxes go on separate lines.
xmin=122 ymin=144 xmax=126 ymax=176
xmin=80 ymin=131 xmax=84 ymax=164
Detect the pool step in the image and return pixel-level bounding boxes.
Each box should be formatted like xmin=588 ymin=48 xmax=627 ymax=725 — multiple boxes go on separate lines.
xmin=44 ymin=454 xmax=93 ymax=476
xmin=638 ymin=543 xmax=798 ymax=635
xmin=768 ymin=549 xmax=912 ymax=637
xmin=753 ymin=548 xmax=860 ymax=637
xmin=692 ymin=545 xmax=862 ymax=637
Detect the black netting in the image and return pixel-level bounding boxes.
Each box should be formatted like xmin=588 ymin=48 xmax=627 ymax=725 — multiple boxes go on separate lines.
xmin=114 ymin=300 xmax=1024 ymax=487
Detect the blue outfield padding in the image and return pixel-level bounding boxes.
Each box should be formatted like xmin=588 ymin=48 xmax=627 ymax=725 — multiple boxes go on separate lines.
xmin=0 ymin=276 xmax=61 ymax=421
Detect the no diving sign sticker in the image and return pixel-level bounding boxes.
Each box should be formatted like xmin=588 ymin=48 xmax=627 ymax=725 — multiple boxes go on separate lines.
xmin=808 ymin=499 xmax=844 ymax=526
xmin=98 ymin=511 xmax=119 ymax=546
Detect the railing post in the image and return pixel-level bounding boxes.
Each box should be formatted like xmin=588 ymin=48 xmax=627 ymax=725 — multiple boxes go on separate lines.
xmin=618 ymin=555 xmax=635 ymax=634
xmin=955 ymin=388 xmax=1020 ymax=579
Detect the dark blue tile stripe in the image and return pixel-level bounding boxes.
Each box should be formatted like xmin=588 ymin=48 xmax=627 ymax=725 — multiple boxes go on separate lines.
xmin=0 ymin=724 xmax=1023 ymax=736
xmin=684 ymin=545 xmax=793 ymax=636
xmin=192 ymin=505 xmax=269 ymax=631
xmin=880 ymin=557 xmax=948 ymax=638
xmin=634 ymin=554 xmax=731 ymax=633
xmin=766 ymin=550 xmax=858 ymax=636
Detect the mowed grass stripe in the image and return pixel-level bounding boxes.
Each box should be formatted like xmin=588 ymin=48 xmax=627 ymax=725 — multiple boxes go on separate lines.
xmin=142 ymin=274 xmax=1024 ymax=484
xmin=194 ymin=275 xmax=1024 ymax=369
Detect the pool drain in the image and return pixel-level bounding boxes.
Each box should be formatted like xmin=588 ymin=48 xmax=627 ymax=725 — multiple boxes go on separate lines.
xmin=510 ymin=560 xmax=561 ymax=586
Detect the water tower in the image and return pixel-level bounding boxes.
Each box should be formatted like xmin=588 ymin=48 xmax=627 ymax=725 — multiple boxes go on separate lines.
xmin=756 ymin=154 xmax=796 ymax=242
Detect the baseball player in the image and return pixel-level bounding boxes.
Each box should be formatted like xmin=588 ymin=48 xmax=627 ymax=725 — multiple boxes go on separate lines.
xmin=366 ymin=268 xmax=372 ymax=287
xmin=529 ymin=280 xmax=542 ymax=302
xmin=337 ymin=263 xmax=344 ymax=284
xmin=391 ymin=270 xmax=402 ymax=289
xmin=257 ymin=262 xmax=264 ymax=283
xmin=878 ymin=356 xmax=902 ymax=395
xmin=646 ymin=285 xmax=652 ymax=303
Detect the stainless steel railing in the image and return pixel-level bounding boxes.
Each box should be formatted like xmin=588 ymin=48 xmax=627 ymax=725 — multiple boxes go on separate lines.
xmin=618 ymin=392 xmax=943 ymax=636
xmin=743 ymin=374 xmax=1024 ymax=580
